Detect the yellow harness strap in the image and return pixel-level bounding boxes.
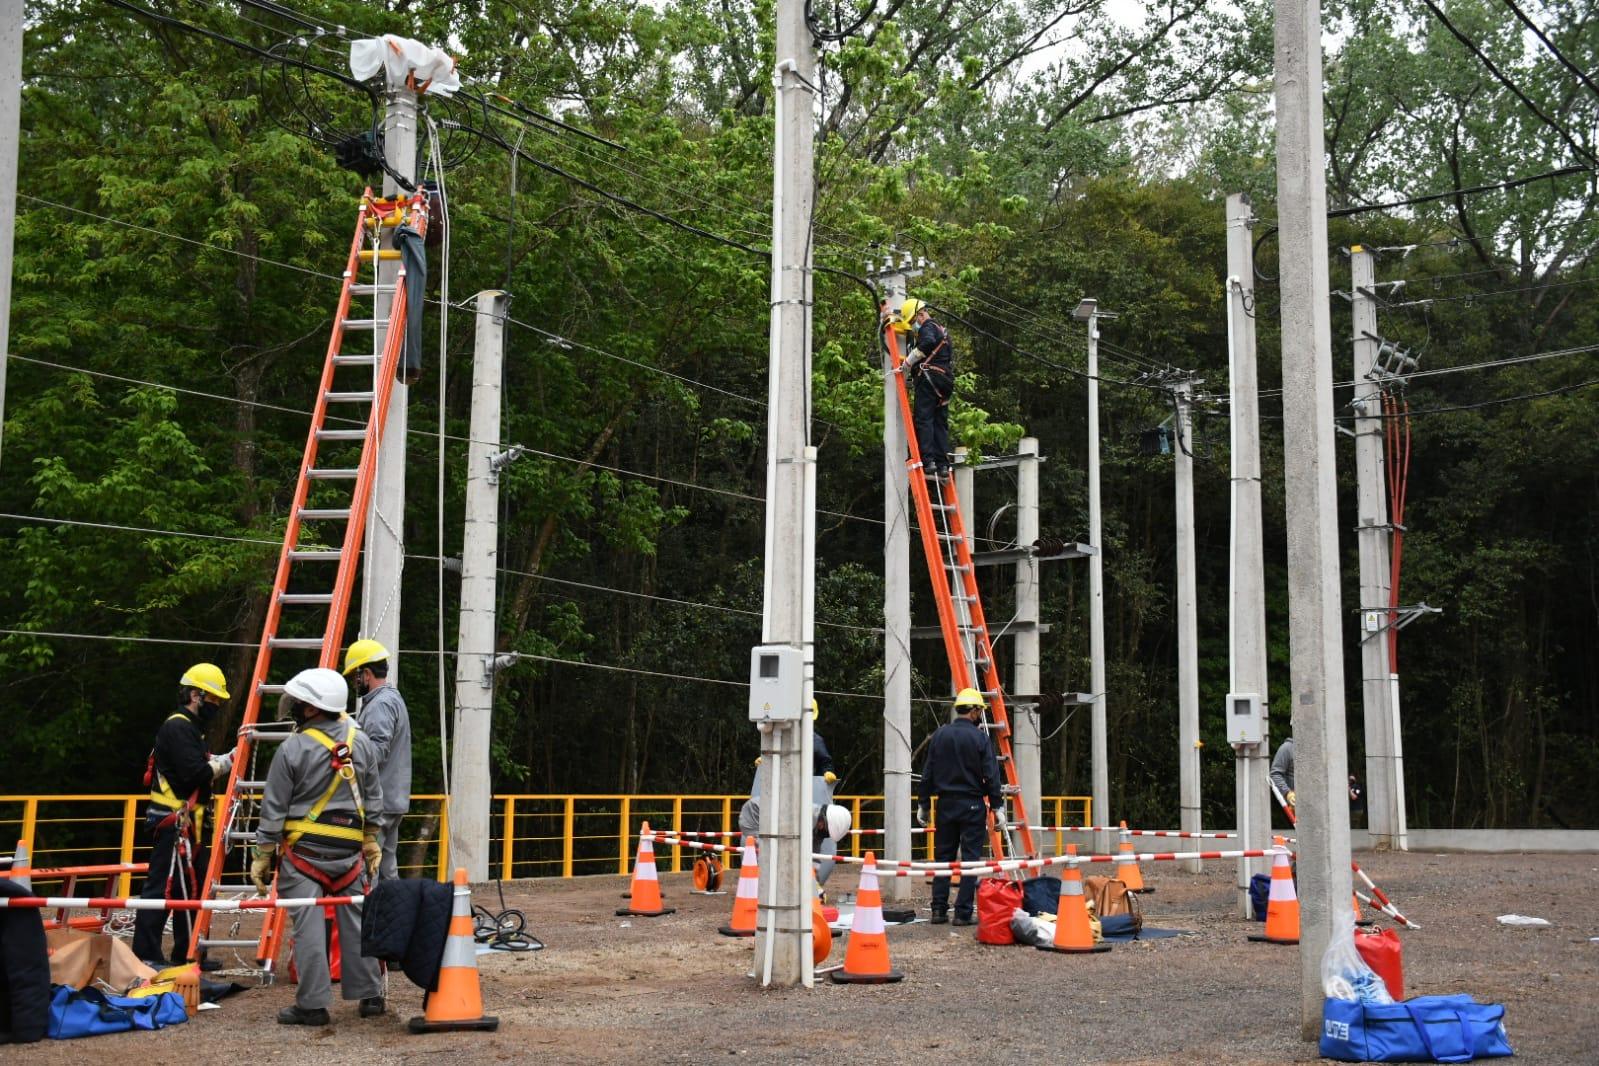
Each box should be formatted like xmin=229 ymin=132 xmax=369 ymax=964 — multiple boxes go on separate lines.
xmin=149 ymin=712 xmax=206 ymax=834
xmin=284 ymin=718 xmax=365 ymax=846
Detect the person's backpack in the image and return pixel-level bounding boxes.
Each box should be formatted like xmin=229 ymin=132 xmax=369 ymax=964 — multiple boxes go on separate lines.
xmin=1083 ymin=876 xmax=1143 ymax=935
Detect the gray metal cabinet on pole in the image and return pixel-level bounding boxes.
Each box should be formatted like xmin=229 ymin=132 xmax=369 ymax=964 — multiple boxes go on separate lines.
xmin=1351 ymin=247 xmax=1404 ymax=850
xmin=1274 ymin=0 xmax=1356 ymax=1034
xmin=1225 ymin=194 xmax=1272 ymax=917
xmin=449 ymin=291 xmax=509 ymax=883
xmin=754 ymin=0 xmax=817 ymax=988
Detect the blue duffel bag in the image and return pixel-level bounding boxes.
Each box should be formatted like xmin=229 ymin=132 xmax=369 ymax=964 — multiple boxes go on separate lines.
xmin=47 ymin=985 xmax=188 ymax=1039
xmin=1321 ymin=994 xmax=1513 ymax=1062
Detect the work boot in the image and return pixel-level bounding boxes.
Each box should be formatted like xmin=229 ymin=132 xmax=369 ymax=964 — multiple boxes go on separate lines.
xmin=277 ymin=1005 xmax=330 ymax=1026
xmin=951 ymin=915 xmax=976 ymax=928
xmin=359 ymin=996 xmax=386 ymax=1018
xmin=929 ymin=909 xmax=949 ymax=925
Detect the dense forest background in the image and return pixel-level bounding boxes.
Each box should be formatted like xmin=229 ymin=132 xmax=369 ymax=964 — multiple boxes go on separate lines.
xmin=3 ymin=0 xmax=1595 ymax=828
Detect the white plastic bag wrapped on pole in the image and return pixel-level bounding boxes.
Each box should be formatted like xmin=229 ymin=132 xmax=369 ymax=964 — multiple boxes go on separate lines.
xmin=349 ymin=35 xmax=460 ymax=96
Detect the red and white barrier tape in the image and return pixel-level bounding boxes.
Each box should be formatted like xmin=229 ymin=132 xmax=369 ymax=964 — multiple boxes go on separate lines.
xmin=0 ymin=894 xmax=363 ymax=912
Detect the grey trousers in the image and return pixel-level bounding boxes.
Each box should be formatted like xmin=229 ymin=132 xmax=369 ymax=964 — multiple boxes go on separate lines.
xmin=378 ymin=815 xmax=402 ymax=880
xmin=279 ymin=850 xmax=382 ymax=1009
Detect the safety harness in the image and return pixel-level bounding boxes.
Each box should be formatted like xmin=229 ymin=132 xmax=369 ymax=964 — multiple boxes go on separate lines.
xmin=280 ymin=717 xmax=368 ymax=894
xmin=911 ymin=321 xmax=953 ymax=402
xmin=142 ymin=711 xmax=206 ymax=905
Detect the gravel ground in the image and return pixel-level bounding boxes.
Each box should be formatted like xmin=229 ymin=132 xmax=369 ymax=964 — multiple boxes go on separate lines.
xmin=11 ymin=850 xmax=1597 ymax=1064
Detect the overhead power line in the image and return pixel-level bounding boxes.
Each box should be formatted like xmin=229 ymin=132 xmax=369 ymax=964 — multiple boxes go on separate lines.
xmin=1328 ymin=165 xmax=1593 ymax=218
xmin=1498 ymin=0 xmax=1599 ymax=103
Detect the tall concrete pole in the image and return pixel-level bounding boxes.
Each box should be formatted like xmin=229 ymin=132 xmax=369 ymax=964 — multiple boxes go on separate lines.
xmin=1225 ymin=194 xmax=1272 ymax=917
xmin=953 ymin=446 xmax=975 ymax=697
xmin=1173 ymin=381 xmax=1202 ymax=871
xmin=361 ymin=86 xmax=420 ymax=680
xmin=1274 ymin=0 xmax=1355 ymax=1034
xmin=754 ymin=0 xmax=817 ymax=988
xmin=1351 ymin=247 xmax=1401 ymax=850
xmin=1084 ymin=308 xmax=1111 ymax=853
xmin=449 ymin=291 xmax=509 ymax=882
xmin=1014 ymin=438 xmax=1043 ymax=827
xmin=0 ymin=0 xmax=21 ymax=468
xmin=880 ymin=268 xmax=912 ymax=901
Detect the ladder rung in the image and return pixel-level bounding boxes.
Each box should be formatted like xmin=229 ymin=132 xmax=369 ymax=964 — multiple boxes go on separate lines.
xmin=258 ymin=682 xmax=286 ymax=694
xmin=199 ymin=936 xmax=261 ymax=947
xmin=308 ymin=468 xmax=359 ymax=480
xmin=357 ymin=248 xmax=403 ymax=261
xmin=268 ymin=637 xmax=324 ymax=649
xmin=298 ymin=508 xmax=351 ymax=521
xmin=226 ymin=831 xmax=258 ymax=843
xmin=316 ymin=429 xmax=367 ymax=441
xmin=233 ymin=780 xmax=267 ymax=791
xmin=288 ymin=549 xmax=342 ymax=561
xmin=948 ymin=563 xmax=972 ymax=573
xmin=349 ymin=284 xmax=396 ymax=296
xmin=332 ymin=354 xmax=376 ymax=367
xmin=341 ymin=319 xmax=379 ymax=331
xmin=278 ymin=592 xmax=333 ymax=605
xmin=324 ymin=391 xmax=374 ymax=403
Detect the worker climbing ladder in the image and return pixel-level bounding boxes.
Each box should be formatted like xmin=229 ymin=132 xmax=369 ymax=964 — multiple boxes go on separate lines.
xmin=883 ymin=309 xmax=1038 ymax=864
xmin=188 ymin=189 xmax=429 ymax=977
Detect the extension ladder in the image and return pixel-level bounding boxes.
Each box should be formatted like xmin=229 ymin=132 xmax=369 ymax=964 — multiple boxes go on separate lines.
xmin=188 ymin=189 xmax=428 ymax=976
xmin=884 ymin=312 xmax=1038 ymax=864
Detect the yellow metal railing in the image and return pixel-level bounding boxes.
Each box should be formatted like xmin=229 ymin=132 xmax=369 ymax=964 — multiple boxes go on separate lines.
xmin=1 ymin=793 xmax=1090 ymax=883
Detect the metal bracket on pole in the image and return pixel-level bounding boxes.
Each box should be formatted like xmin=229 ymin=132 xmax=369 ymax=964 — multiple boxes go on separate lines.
xmin=487 ymin=444 xmax=526 ymax=485
xmin=481 ymin=652 xmax=520 ymax=689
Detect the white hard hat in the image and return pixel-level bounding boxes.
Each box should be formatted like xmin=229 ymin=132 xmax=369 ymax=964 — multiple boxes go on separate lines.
xmin=284 ymin=667 xmax=349 ymax=714
xmin=823 ymin=803 xmax=852 ymax=843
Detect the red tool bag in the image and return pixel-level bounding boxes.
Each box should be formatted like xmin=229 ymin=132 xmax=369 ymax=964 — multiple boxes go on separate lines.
xmin=1354 ymin=927 xmax=1405 ymax=1001
xmin=976 ymin=879 xmax=1023 ymax=945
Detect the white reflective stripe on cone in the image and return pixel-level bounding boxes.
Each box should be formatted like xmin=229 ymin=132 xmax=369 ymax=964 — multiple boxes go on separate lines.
xmin=852 ymin=904 xmax=886 ymax=936
xmin=441 ymin=932 xmax=478 ymax=969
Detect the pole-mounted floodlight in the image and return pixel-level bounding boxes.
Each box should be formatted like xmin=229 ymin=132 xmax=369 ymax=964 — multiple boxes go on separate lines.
xmin=1073 ymin=297 xmax=1098 ymax=321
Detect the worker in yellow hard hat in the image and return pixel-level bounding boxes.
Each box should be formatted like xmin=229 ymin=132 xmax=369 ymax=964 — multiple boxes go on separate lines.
xmin=133 ymin=663 xmax=235 ymax=968
xmin=342 ymin=639 xmax=411 ymax=880
xmin=916 ymin=687 xmax=1003 ymax=925
xmin=895 ymin=297 xmax=955 ymax=480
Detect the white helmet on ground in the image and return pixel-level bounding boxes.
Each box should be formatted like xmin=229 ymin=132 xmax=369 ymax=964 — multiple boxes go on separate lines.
xmin=284 ymin=667 xmax=349 ymax=714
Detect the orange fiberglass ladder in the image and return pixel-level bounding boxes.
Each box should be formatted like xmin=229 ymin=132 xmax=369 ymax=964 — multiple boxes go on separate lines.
xmin=883 ymin=310 xmax=1038 ymax=865
xmin=188 ymin=188 xmax=429 ymax=976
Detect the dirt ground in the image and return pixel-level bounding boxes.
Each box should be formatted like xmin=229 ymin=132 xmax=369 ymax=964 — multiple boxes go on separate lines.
xmin=10 ymin=850 xmax=1598 ymax=1064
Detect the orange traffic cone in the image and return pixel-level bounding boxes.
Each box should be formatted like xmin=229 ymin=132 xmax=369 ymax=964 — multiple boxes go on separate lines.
xmin=1039 ymin=844 xmax=1111 ymax=954
xmin=719 ymin=836 xmax=759 ymax=937
xmin=1248 ymin=842 xmax=1300 ymax=944
xmin=1115 ymin=821 xmax=1149 ymax=893
xmin=829 ymin=853 xmax=903 ymax=984
xmin=408 ymin=868 xmax=500 ymax=1033
xmin=10 ymin=840 xmax=30 ymax=892
xmin=616 ymin=822 xmax=676 ymax=917
xmin=811 ymin=866 xmax=832 ymax=965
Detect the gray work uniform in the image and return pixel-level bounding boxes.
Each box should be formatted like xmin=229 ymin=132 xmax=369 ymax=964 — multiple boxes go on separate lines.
xmin=257 ymin=714 xmax=384 ymax=1010
xmin=1270 ymin=737 xmax=1295 ymax=800
xmin=737 ymin=763 xmax=839 ymax=885
xmin=356 ymin=684 xmax=411 ymax=879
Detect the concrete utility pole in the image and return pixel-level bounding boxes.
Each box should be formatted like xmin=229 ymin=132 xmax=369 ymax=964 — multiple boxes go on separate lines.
xmin=1351 ymin=246 xmax=1403 ymax=850
xmin=1274 ymin=0 xmax=1356 ymax=1035
xmin=1225 ymin=194 xmax=1272 ymax=918
xmin=1073 ymin=299 xmax=1113 ymax=853
xmin=1013 ymin=437 xmax=1043 ymax=823
xmin=877 ymin=259 xmax=914 ymax=902
xmin=0 ymin=0 xmax=22 ymax=468
xmin=361 ymin=84 xmax=421 ymax=681
xmin=953 ymin=445 xmax=975 ymax=689
xmin=450 ymin=290 xmax=511 ymax=882
xmin=1172 ymin=380 xmax=1202 ymax=871
xmin=754 ymin=0 xmax=817 ymax=988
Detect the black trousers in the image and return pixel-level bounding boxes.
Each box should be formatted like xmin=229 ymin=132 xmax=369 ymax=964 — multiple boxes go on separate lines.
xmin=930 ymin=796 xmax=988 ymax=917
xmin=132 ymin=813 xmax=207 ymax=965
xmin=912 ymin=370 xmax=953 ymax=473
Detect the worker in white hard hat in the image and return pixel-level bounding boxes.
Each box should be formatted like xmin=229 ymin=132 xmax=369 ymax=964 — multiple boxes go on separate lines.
xmin=253 ymin=667 xmax=385 ymax=1026
xmin=893 ymin=297 xmax=955 ymax=480
xmin=343 ymin=639 xmax=411 ymax=879
xmin=917 ymin=687 xmax=1003 ymax=925
xmin=739 ymin=699 xmax=845 ymax=883
xmin=133 ymin=663 xmax=235 ymax=968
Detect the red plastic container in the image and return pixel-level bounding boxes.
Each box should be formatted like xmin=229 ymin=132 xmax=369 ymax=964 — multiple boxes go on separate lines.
xmin=1354 ymin=927 xmax=1405 ymax=1001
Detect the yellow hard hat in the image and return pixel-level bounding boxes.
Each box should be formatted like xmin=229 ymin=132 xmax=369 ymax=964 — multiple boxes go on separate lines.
xmin=179 ymin=662 xmax=230 ymax=701
xmin=900 ymin=298 xmax=925 ymax=323
xmin=811 ymin=698 xmax=819 ymax=721
xmin=953 ymin=687 xmax=986 ymax=710
xmin=342 ymin=638 xmax=389 ymax=676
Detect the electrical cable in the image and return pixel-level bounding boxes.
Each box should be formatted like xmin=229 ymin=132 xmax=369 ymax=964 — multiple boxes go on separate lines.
xmin=1327 ymin=165 xmax=1593 ymax=218
xmin=471 ymin=881 xmax=543 ymax=951
xmin=806 ymin=0 xmax=876 ymax=42
xmin=425 ymin=115 xmax=452 ymax=800
xmin=1498 ymin=0 xmax=1599 ymax=103
xmin=930 ymin=303 xmax=1176 ymax=392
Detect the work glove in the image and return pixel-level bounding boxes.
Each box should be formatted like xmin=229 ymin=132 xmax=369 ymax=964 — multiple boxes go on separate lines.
xmin=208 ymin=749 xmax=234 ymax=780
xmin=902 ymin=353 xmax=924 ymax=375
xmin=915 ymin=805 xmax=929 ymax=828
xmin=362 ymin=830 xmax=383 ymax=879
xmin=1285 ymin=790 xmax=1296 ymax=809
xmin=250 ymin=846 xmax=278 ymax=895
xmin=823 ymin=771 xmax=837 ymax=786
